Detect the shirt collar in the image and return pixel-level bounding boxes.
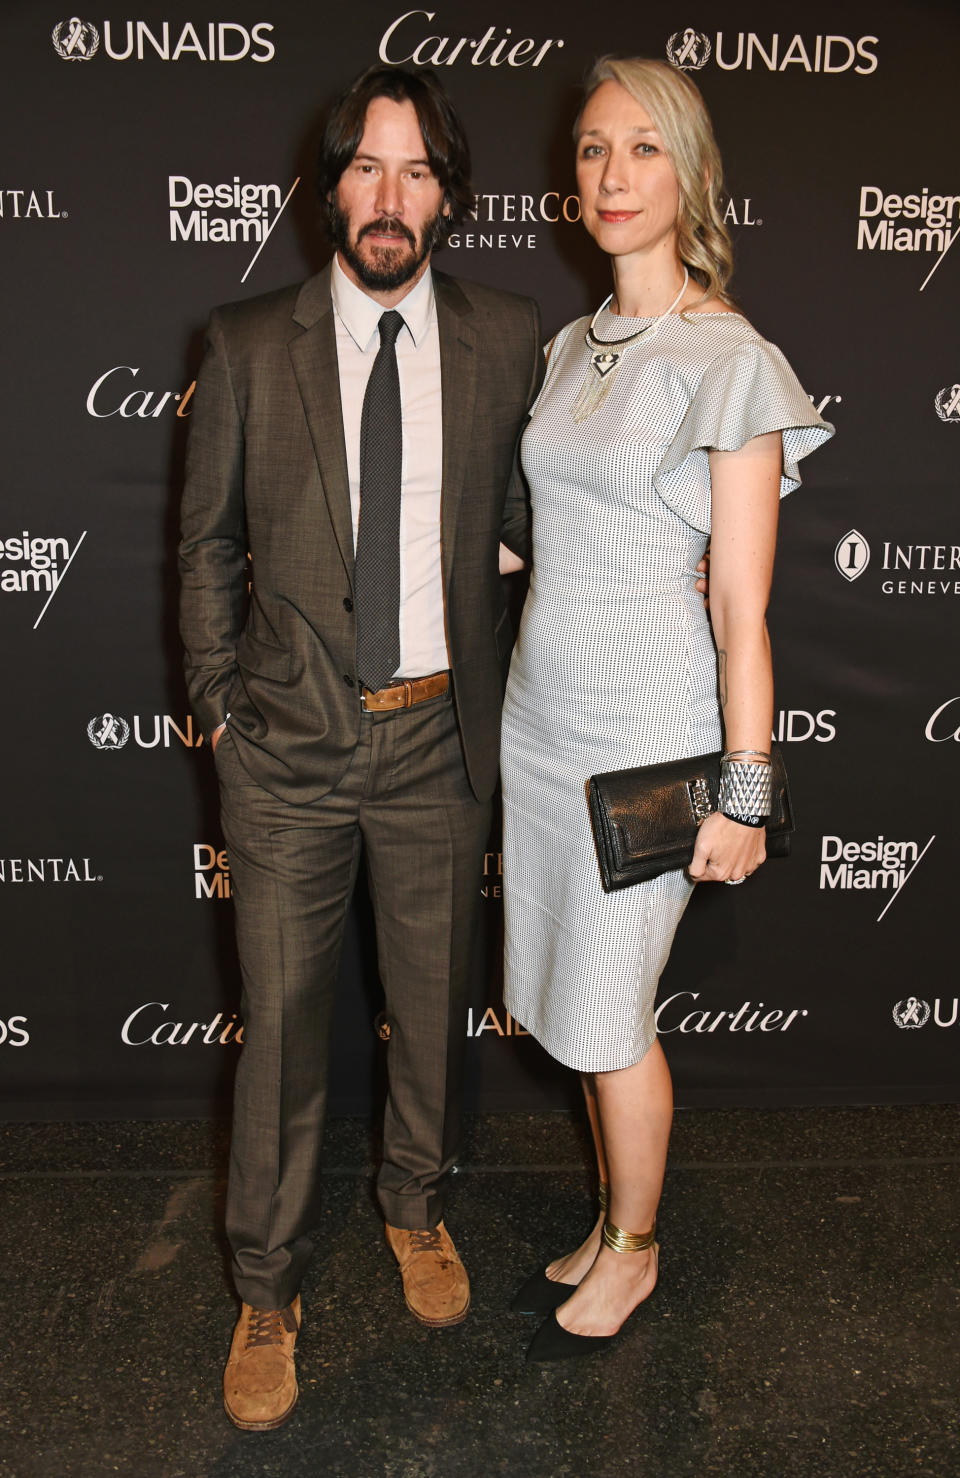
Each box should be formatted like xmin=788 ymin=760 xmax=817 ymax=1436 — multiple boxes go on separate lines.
xmin=331 ymin=254 xmax=435 ymax=352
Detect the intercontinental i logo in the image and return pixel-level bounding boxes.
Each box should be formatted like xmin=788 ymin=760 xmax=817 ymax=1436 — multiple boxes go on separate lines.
xmin=87 ymin=712 xmax=208 ymax=750
xmin=666 ymin=27 xmax=877 ymax=74
xmin=0 ymin=857 xmax=101 ymax=883
xmin=820 ymin=834 xmax=935 ymax=922
xmin=935 ymin=384 xmax=960 ymax=424
xmin=52 ymin=18 xmax=275 ymax=62
xmin=379 ymin=11 xmax=564 ymax=69
xmin=1 ymin=530 xmax=86 ymax=630
xmin=655 ymin=992 xmax=809 ymax=1035
xmin=892 ymin=996 xmax=958 ymax=1030
xmin=0 ymin=190 xmax=65 ymax=220
xmin=834 ymin=530 xmax=960 ymax=596
xmin=834 ymin=528 xmax=870 ymax=582
xmin=121 ymin=1002 xmax=244 ymax=1045
xmin=194 ymin=843 xmax=231 ymax=900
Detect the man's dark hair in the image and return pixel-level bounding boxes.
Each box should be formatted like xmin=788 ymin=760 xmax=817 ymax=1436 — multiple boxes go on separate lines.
xmin=317 ymin=66 xmax=473 ymax=246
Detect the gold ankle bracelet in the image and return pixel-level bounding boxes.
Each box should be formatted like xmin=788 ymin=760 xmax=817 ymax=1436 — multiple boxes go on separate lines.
xmin=602 ymin=1218 xmax=657 ymax=1253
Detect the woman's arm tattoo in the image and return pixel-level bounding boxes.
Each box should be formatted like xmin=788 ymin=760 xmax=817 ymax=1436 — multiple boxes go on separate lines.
xmin=718 ymin=649 xmax=728 ymax=710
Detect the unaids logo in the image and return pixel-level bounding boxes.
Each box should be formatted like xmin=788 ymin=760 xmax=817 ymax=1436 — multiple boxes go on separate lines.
xmin=834 ymin=529 xmax=870 ymax=582
xmin=666 ymin=27 xmax=878 ymax=74
xmin=934 ymin=384 xmax=960 ymax=424
xmin=51 ymin=17 xmax=276 ymax=63
xmin=892 ymin=997 xmax=930 ymax=1029
xmin=666 ymin=28 xmax=711 ymax=69
xmin=52 ymin=17 xmax=100 ymax=60
xmin=87 ymin=712 xmax=130 ymax=751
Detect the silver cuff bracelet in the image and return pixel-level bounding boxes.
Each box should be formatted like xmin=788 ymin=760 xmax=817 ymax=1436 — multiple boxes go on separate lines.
xmin=719 ymin=757 xmax=773 ymax=826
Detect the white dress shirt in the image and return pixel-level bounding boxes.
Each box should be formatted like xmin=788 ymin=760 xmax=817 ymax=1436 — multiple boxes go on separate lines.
xmin=330 ymin=255 xmax=448 ymax=679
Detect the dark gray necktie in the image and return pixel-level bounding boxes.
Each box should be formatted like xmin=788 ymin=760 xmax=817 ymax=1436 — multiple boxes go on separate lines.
xmin=355 ymin=309 xmax=404 ymax=692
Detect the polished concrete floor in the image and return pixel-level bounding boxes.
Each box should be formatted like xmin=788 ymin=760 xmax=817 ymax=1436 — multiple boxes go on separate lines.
xmin=1 ymin=1105 xmax=957 ymax=1478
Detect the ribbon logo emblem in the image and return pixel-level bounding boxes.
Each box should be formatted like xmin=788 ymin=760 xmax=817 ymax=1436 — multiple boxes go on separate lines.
xmin=934 ymin=384 xmax=960 ymax=423
xmin=891 ymin=997 xmax=930 ymax=1029
xmin=87 ymin=713 xmax=130 ymax=751
xmin=51 ymin=17 xmax=100 ymax=61
xmin=666 ymin=29 xmax=712 ymax=71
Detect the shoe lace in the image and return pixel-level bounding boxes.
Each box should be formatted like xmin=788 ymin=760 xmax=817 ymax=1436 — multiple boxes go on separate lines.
xmin=408 ymin=1227 xmax=446 ymax=1258
xmin=245 ymin=1305 xmax=297 ymax=1350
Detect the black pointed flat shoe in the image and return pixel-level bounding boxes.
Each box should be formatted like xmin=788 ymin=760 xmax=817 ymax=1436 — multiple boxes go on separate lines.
xmin=510 ymin=1267 xmax=577 ymax=1315
xmin=525 ymin=1221 xmax=659 ymax=1362
xmin=525 ymin=1282 xmax=658 ymax=1362
xmin=525 ymin=1308 xmax=620 ymax=1362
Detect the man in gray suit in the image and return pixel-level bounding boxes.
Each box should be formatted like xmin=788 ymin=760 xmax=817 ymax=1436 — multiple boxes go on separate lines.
xmin=179 ymin=66 xmax=541 ymax=1429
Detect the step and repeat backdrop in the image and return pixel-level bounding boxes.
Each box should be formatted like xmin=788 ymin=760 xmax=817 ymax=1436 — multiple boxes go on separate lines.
xmin=2 ymin=2 xmax=957 ymax=1119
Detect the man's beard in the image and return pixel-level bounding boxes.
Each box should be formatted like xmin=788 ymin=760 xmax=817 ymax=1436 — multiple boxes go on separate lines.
xmin=329 ymin=201 xmax=446 ymax=291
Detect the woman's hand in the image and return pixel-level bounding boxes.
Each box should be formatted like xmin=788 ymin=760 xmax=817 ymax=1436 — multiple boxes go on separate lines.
xmin=688 ymin=810 xmax=766 ymax=883
xmin=694 ymin=547 xmax=709 ymax=609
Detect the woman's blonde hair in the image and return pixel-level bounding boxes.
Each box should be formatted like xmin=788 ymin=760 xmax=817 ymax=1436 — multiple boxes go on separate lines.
xmin=576 ymin=56 xmax=734 ymax=304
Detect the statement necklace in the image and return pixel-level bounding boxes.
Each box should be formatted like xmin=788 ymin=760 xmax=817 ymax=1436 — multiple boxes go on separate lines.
xmin=571 ymin=266 xmax=689 ymax=424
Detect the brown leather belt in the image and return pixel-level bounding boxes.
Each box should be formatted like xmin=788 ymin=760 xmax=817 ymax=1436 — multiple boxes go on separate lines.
xmin=360 ymin=671 xmax=450 ymax=712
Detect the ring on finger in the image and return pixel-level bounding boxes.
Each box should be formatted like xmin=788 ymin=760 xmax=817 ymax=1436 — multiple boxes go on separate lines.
xmin=724 ymin=876 xmax=746 ymax=886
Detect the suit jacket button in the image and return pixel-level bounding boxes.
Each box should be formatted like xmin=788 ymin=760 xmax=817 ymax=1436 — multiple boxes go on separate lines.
xmin=343 ymin=673 xmax=354 ymax=686
xmin=343 ymin=597 xmax=354 ymax=613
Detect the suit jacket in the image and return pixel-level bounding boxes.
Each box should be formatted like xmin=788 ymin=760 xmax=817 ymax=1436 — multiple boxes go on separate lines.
xmin=179 ymin=263 xmax=542 ymax=804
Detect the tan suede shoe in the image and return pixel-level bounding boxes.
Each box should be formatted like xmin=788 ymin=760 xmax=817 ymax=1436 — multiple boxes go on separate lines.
xmin=223 ymin=1297 xmax=300 ymax=1431
xmin=385 ymin=1220 xmax=470 ymax=1327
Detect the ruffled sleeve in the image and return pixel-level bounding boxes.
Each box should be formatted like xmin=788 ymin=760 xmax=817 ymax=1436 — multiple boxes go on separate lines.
xmin=652 ymin=335 xmax=834 ymax=533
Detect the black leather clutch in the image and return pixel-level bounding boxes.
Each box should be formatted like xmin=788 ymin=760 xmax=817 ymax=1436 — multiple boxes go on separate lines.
xmin=587 ymin=745 xmax=794 ymax=892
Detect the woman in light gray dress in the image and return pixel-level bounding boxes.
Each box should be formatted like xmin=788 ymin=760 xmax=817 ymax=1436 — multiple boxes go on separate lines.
xmin=500 ymin=57 xmax=833 ymax=1361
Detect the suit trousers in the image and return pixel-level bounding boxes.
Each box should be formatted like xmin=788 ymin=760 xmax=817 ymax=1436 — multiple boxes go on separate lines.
xmin=215 ymin=687 xmax=491 ymax=1310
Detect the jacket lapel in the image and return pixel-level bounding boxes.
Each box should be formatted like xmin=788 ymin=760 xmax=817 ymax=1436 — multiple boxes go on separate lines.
xmin=288 ymin=266 xmax=355 ymax=587
xmin=435 ymin=273 xmax=478 ymax=590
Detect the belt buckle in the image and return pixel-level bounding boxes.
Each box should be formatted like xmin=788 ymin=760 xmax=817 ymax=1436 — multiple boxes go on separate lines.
xmin=360 ymin=682 xmax=404 ymax=712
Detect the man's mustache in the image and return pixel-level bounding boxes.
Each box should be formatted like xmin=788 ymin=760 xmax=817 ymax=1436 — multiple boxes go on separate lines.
xmin=359 ymin=217 xmax=416 ymax=247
